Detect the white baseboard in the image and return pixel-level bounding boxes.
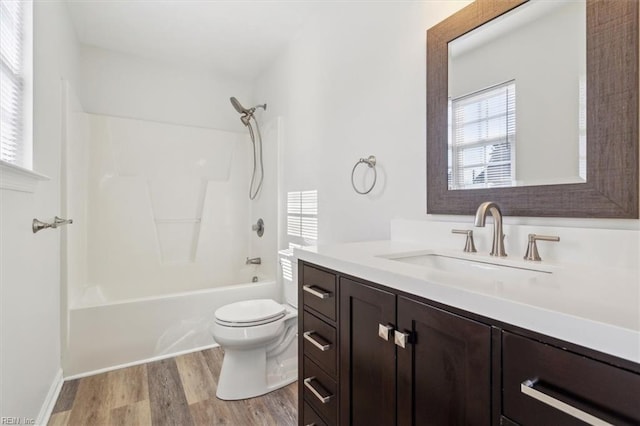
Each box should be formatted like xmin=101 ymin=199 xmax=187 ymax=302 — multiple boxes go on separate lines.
xmin=36 ymin=368 xmax=64 ymax=426
xmin=64 ymin=343 xmax=220 ymax=381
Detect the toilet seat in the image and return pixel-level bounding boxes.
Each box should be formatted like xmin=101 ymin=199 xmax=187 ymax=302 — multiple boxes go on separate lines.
xmin=215 ymin=299 xmax=286 ymax=328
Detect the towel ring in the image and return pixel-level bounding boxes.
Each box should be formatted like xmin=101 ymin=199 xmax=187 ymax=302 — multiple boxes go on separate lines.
xmin=351 ymin=155 xmax=377 ymax=195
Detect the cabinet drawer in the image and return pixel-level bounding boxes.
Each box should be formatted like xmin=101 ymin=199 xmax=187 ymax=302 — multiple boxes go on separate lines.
xmin=503 ymin=332 xmax=640 ymax=425
xmin=303 ymin=402 xmax=328 ymax=426
xmin=303 ymin=311 xmax=337 ymax=376
xmin=303 ymin=357 xmax=337 ymax=425
xmin=302 ymin=265 xmax=337 ymax=321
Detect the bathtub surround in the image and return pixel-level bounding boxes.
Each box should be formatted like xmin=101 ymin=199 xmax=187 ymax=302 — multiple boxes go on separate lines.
xmin=59 ymin=39 xmax=282 ymax=377
xmin=62 ymin=91 xmax=281 ymax=374
xmin=82 ymin=114 xmax=253 ymax=296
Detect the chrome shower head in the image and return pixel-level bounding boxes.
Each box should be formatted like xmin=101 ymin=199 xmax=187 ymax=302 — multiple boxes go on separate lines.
xmin=230 ymin=97 xmax=267 ymax=127
xmin=230 ymin=97 xmax=249 ymax=114
xmin=230 ymin=97 xmax=267 ymax=115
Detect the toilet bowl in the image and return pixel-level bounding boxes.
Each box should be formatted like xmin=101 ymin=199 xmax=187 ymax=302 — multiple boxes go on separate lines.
xmin=211 ymin=298 xmax=298 ymax=400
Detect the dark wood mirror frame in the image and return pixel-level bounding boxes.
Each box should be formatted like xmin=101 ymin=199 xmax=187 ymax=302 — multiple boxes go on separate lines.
xmin=426 ymin=0 xmax=639 ymax=218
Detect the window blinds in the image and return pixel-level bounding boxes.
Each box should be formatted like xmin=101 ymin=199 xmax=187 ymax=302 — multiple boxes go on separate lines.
xmin=287 ymin=190 xmax=318 ymax=241
xmin=0 ymin=1 xmax=25 ymax=165
xmin=449 ymin=81 xmax=516 ymax=190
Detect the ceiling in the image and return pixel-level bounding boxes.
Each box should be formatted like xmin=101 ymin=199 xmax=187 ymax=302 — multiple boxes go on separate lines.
xmin=66 ymin=0 xmax=326 ymax=81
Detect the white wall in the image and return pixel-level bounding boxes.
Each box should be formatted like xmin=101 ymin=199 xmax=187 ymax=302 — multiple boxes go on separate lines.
xmin=254 ymin=1 xmax=472 ymax=247
xmin=79 ymin=45 xmax=254 ymax=131
xmin=0 ymin=1 xmax=79 ymax=421
xmin=254 ymin=0 xmax=639 ymax=254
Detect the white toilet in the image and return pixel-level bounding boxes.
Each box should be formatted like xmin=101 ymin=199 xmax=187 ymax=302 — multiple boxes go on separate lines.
xmin=211 ymin=294 xmax=298 ymax=400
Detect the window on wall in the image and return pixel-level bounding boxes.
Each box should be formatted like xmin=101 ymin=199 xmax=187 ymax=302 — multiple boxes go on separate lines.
xmin=449 ymin=81 xmax=516 ymax=190
xmin=279 ymin=190 xmax=317 ymax=284
xmin=1 ymin=0 xmax=31 ymax=167
xmin=287 ymin=190 xmax=318 ymax=243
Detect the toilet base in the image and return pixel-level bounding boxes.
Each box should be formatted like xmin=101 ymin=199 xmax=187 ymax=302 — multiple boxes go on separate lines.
xmin=216 ymin=330 xmax=298 ymax=400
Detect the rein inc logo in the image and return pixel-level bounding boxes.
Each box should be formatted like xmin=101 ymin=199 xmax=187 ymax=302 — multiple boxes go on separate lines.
xmin=1 ymin=418 xmax=35 ymax=425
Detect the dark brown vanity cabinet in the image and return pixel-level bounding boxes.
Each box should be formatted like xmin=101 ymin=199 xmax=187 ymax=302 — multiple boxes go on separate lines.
xmin=339 ymin=277 xmax=492 ymax=426
xmin=299 ymin=261 xmax=640 ymax=425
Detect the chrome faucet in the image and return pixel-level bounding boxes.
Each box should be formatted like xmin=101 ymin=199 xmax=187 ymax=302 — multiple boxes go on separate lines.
xmin=246 ymin=257 xmax=262 ymax=265
xmin=474 ymin=201 xmax=507 ymax=257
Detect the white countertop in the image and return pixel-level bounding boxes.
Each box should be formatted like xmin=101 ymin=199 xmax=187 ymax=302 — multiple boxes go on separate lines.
xmin=296 ymin=240 xmax=640 ymax=364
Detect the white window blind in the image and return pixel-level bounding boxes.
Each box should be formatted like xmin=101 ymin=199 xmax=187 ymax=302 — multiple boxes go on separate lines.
xmin=277 ymin=243 xmax=302 ymax=283
xmin=280 ymin=256 xmax=293 ymax=282
xmin=1 ymin=0 xmax=26 ymax=165
xmin=287 ymin=190 xmax=318 ymax=241
xmin=449 ymin=81 xmax=516 ymax=189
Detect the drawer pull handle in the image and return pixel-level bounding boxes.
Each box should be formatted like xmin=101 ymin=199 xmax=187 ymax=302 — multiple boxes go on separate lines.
xmin=521 ymin=380 xmax=613 ymax=426
xmin=304 ymin=377 xmax=333 ymax=404
xmin=303 ymin=285 xmax=331 ymax=299
xmin=303 ymin=331 xmax=331 ymax=351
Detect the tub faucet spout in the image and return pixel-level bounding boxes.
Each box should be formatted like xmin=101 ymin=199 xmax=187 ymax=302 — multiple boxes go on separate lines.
xmin=246 ymin=257 xmax=262 ymax=265
xmin=474 ymin=201 xmax=507 ymax=257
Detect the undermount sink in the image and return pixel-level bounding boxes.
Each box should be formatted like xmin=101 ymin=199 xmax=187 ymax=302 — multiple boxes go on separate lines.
xmin=383 ymin=252 xmax=552 ymax=281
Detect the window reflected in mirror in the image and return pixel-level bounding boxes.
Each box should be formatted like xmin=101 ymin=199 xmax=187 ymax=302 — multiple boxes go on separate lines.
xmin=447 ymin=0 xmax=586 ymax=189
xmin=448 ymin=81 xmax=516 ymax=189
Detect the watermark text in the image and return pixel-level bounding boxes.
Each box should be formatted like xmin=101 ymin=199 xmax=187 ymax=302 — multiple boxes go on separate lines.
xmin=1 ymin=417 xmax=35 ymax=425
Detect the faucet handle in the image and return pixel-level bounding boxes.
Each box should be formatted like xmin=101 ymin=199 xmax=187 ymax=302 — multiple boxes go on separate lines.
xmin=452 ymin=229 xmax=477 ymax=253
xmin=524 ymin=234 xmax=560 ymax=261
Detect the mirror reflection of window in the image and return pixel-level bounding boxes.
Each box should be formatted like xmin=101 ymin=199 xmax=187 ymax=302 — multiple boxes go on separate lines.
xmin=448 ymin=81 xmax=516 ymax=190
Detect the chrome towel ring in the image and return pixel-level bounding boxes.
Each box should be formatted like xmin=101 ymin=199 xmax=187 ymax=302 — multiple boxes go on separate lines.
xmin=351 ymin=155 xmax=377 ymax=195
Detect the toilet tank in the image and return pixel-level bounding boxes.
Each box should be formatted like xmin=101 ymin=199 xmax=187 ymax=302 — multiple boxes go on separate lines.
xmin=279 ymin=249 xmax=298 ymax=308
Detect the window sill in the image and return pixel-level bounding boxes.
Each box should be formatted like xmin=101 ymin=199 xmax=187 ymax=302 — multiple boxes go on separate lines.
xmin=0 ymin=160 xmax=49 ymax=193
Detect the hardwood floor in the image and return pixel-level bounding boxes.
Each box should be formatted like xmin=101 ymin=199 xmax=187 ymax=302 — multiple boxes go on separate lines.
xmin=48 ymin=348 xmax=298 ymax=426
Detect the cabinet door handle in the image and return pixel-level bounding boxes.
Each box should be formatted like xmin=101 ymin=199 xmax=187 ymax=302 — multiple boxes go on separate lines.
xmin=303 ymin=331 xmax=331 ymax=351
xmin=303 ymin=285 xmax=331 ymax=299
xmin=394 ymin=330 xmax=410 ymax=349
xmin=378 ymin=324 xmax=394 ymax=341
xmin=521 ymin=380 xmax=613 ymax=426
xmin=304 ymin=377 xmax=333 ymax=404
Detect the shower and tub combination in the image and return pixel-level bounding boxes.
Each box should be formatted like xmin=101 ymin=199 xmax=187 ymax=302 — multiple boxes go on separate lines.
xmin=61 ymin=84 xmax=285 ymax=378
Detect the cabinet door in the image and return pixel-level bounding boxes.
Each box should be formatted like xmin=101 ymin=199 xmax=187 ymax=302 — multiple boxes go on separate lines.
xmin=340 ymin=278 xmax=396 ymax=426
xmin=397 ymin=296 xmax=491 ymax=426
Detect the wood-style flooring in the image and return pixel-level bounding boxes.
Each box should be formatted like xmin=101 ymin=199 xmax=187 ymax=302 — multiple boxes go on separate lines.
xmin=48 ymin=347 xmax=297 ymax=426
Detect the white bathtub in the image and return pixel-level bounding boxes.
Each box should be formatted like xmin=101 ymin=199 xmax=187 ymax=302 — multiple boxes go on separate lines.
xmin=64 ymin=279 xmax=278 ymax=377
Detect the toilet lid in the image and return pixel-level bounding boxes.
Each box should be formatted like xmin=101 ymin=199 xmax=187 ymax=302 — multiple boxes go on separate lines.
xmin=215 ymin=299 xmax=286 ymax=325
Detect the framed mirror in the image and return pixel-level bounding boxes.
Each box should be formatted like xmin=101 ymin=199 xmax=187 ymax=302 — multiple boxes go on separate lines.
xmin=426 ymin=0 xmax=639 ymax=218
